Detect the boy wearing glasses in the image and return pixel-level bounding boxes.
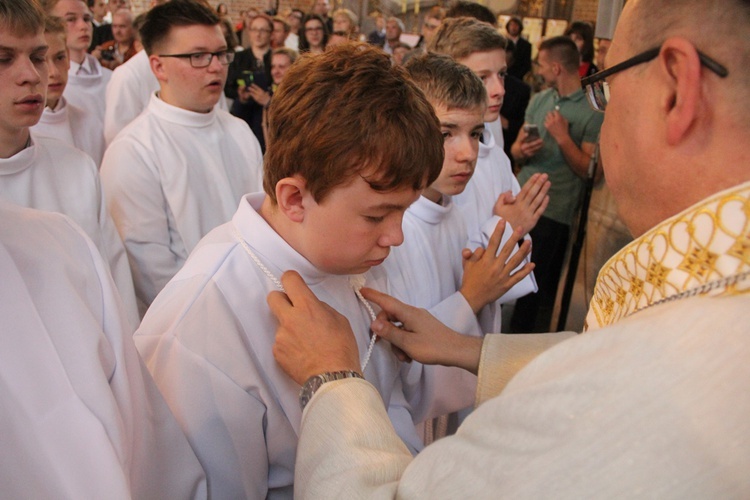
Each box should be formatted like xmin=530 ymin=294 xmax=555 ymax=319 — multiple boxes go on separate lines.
xmin=101 ymin=0 xmax=263 ymax=316
xmin=509 ymin=36 xmax=603 ymax=333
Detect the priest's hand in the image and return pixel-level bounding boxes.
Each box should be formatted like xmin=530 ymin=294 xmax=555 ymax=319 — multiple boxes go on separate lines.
xmin=269 ymin=271 xmax=362 ymax=385
xmin=459 ymin=220 xmax=534 ymax=314
xmin=493 ymin=172 xmax=550 ymax=236
xmin=361 ymin=288 xmax=483 ymax=375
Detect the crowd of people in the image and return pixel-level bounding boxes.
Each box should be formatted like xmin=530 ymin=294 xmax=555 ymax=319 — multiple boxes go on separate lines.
xmin=1 ymin=0 xmax=748 ymax=497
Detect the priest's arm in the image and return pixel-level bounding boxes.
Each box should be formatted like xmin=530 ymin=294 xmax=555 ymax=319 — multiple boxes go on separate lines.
xmin=269 ymin=272 xmax=573 ymax=498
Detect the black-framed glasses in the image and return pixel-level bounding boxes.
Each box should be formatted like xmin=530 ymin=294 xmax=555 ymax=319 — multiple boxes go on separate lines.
xmin=581 ymin=45 xmax=729 ymax=112
xmin=158 ymin=50 xmax=235 ymax=68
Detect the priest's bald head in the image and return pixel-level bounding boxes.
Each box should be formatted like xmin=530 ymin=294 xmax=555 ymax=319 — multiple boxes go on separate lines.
xmin=588 ymin=0 xmax=749 ymax=237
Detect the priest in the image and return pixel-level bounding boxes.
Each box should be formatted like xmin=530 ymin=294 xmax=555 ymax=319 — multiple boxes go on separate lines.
xmin=270 ymin=0 xmax=750 ymax=496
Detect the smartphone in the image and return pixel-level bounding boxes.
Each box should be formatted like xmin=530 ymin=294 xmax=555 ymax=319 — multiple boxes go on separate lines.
xmin=237 ymin=70 xmax=253 ymax=88
xmin=523 ymin=124 xmax=540 ymax=142
xmin=237 ymin=69 xmax=271 ymax=91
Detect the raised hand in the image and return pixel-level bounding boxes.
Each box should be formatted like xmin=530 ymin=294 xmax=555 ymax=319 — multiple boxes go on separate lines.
xmin=459 ymin=220 xmax=534 ymax=314
xmin=493 ymin=172 xmax=551 ymax=235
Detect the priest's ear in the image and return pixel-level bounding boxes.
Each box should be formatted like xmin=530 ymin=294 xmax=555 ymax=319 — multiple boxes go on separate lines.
xmin=658 ymin=37 xmax=703 ymax=146
xmin=275 ymin=175 xmax=307 ymax=223
xmin=149 ymin=54 xmax=170 ymax=83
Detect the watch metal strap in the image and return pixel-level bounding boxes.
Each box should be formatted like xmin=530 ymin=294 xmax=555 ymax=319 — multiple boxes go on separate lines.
xmin=299 ymin=370 xmax=363 ymax=410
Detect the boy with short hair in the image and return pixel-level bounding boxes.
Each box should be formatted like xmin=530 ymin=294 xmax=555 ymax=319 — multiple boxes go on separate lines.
xmin=101 ymin=0 xmax=263 ymax=315
xmin=385 ymin=53 xmax=535 ymax=442
xmin=0 ymin=1 xmax=137 ymax=325
xmin=135 ymin=43 xmax=474 ymax=498
xmin=32 ymin=17 xmax=106 ymax=165
xmin=45 ymin=0 xmax=111 ymax=125
xmin=388 ymin=52 xmax=534 ymax=335
xmin=430 ymin=17 xmax=550 ymax=332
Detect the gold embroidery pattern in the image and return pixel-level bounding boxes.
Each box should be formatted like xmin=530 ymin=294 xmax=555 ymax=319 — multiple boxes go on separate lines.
xmin=586 ymin=184 xmax=750 ymax=330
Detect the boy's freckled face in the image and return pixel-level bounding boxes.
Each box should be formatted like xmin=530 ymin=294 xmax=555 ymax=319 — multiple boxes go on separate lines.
xmin=423 ymin=104 xmax=485 ymax=203
xmin=155 ymin=24 xmax=228 ymax=113
xmin=0 ymin=30 xmax=48 ymax=138
xmin=299 ymin=175 xmax=420 ymax=275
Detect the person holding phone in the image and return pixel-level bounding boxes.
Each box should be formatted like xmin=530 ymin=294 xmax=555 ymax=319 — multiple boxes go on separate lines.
xmin=509 ymin=36 xmax=603 ymax=333
xmin=225 ymin=13 xmax=273 ymax=151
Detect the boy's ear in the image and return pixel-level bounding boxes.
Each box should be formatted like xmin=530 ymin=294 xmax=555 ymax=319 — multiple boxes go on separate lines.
xmin=275 ymin=176 xmax=307 ymax=223
xmin=150 ymin=55 xmax=168 ymax=83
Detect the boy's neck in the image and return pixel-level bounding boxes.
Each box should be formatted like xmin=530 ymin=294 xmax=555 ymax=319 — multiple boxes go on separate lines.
xmin=0 ymin=128 xmax=32 ymax=159
xmin=422 ymin=187 xmax=442 ymax=204
xmin=69 ymin=47 xmax=87 ymax=65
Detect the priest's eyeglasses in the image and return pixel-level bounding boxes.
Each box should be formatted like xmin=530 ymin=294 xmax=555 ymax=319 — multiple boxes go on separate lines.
xmin=158 ymin=50 xmax=235 ymax=68
xmin=581 ymin=45 xmax=728 ymax=112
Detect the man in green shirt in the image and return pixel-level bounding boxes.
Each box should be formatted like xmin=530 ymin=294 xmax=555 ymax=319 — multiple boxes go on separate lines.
xmin=510 ymin=36 xmax=603 ymax=332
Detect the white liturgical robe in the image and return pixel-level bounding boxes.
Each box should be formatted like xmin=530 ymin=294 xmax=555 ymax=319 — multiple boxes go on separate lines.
xmin=0 ymin=134 xmax=138 ymax=326
xmin=0 ymin=201 xmax=207 ymax=499
xmin=135 ymin=193 xmax=474 ymax=499
xmin=32 ymin=96 xmax=106 ymax=166
xmin=103 ymin=50 xmax=156 ymax=145
xmin=101 ymin=93 xmax=263 ymax=313
xmin=292 ymin=181 xmax=750 ymax=499
xmin=384 ymin=195 xmax=478 ymax=332
xmin=65 ymin=53 xmax=111 ymax=126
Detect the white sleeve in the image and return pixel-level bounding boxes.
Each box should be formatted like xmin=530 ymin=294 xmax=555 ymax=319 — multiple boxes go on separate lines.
xmin=0 ymin=209 xmax=206 ymax=499
xmin=101 ymin=140 xmax=185 ymax=311
xmin=104 ymin=69 xmax=144 ymax=145
xmin=93 ymin=167 xmax=140 ymax=328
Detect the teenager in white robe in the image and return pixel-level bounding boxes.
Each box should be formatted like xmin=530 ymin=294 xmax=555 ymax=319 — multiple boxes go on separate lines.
xmin=428 ymin=19 xmax=549 ymax=331
xmin=48 ymin=0 xmax=112 ymax=125
xmin=136 ymin=193 xmax=475 ymax=498
xmin=0 ymin=200 xmax=207 ymax=499
xmin=101 ymin=93 xmax=262 ymax=313
xmin=100 ymin=6 xmax=263 ymax=314
xmin=32 ymin=19 xmax=106 ymax=166
xmin=135 ymin=41 xmax=468 ymax=498
xmin=0 ymin=133 xmax=138 ymax=326
xmin=104 ymin=48 xmax=230 ymax=145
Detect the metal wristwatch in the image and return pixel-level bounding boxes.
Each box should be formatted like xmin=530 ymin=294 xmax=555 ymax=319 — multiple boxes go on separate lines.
xmin=299 ymin=370 xmax=363 ymax=410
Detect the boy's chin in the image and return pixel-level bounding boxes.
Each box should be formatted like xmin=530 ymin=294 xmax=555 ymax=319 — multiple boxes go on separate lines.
xmin=483 ymin=110 xmax=500 ymax=123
